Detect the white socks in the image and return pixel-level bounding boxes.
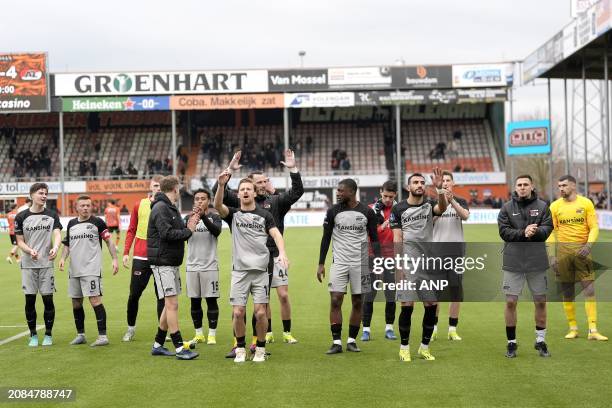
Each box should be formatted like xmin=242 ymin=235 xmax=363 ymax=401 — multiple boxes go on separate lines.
xmin=536 ymin=328 xmax=546 ymax=343
xmin=363 ymin=327 xmax=371 ymax=333
xmin=347 ymin=337 xmax=356 ymax=344
xmin=385 ymin=324 xmax=393 ymax=331
xmin=208 ymin=329 xmax=216 ymax=336
xmin=333 ymin=339 xmax=342 ymax=345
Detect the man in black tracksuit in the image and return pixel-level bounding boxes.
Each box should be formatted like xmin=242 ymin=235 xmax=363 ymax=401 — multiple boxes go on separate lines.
xmin=497 ymin=174 xmax=553 ymax=359
xmin=148 ymin=176 xmax=199 ymax=360
xmin=215 ymin=149 xmax=304 ymax=353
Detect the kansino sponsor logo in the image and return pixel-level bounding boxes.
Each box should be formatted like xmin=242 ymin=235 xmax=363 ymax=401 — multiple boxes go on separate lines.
xmin=0 ymin=99 xmax=31 ymax=109
xmin=236 ymin=221 xmax=264 ymax=230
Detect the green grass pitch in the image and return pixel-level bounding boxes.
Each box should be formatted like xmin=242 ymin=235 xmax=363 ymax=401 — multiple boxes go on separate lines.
xmin=0 ymin=225 xmax=611 ymax=407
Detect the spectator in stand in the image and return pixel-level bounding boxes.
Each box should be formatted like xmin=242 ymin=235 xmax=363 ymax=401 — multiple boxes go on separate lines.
xmin=340 ymin=154 xmax=351 ymax=174
xmin=429 ymin=142 xmax=446 ymax=160
xmin=120 ymin=204 xmax=129 ymax=215
xmin=90 ymin=158 xmax=98 ymax=178
xmin=94 ymin=142 xmax=101 ymax=160
xmin=79 ymin=160 xmax=89 ymax=177
xmin=306 ymin=136 xmax=313 ymax=154
xmin=163 ymin=158 xmax=173 ymax=175
xmin=32 ymin=154 xmax=41 ymax=177
xmin=127 ymin=162 xmax=138 ymax=179
xmin=214 ymin=142 xmax=223 ymax=168
xmin=111 ymin=161 xmax=124 ymax=179
xmin=331 ymin=149 xmax=340 ymax=170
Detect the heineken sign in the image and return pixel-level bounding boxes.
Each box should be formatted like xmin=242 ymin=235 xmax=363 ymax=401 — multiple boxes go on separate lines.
xmin=53 ymin=70 xmax=269 ymax=96
xmin=62 ymin=96 xmax=170 ymax=112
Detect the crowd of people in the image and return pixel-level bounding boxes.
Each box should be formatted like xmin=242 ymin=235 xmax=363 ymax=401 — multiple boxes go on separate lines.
xmin=331 ymin=149 xmax=351 ymax=173
xmin=11 ymin=146 xmax=53 ymax=179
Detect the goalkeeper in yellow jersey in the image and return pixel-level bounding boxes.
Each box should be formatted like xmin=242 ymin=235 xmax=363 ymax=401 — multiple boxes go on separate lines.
xmin=549 ymin=175 xmax=607 ymax=341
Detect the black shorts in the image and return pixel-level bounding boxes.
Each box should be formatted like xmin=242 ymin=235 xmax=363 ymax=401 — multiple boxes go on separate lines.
xmin=108 ymin=226 xmax=119 ymax=233
xmin=434 ymin=255 xmax=464 ymax=302
xmin=9 ymin=234 xmax=17 ymax=245
xmin=129 ymin=258 xmax=158 ymax=297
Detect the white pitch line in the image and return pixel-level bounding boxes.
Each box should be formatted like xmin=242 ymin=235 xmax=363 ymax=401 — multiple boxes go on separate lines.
xmin=0 ymin=325 xmax=44 ymax=346
xmin=0 ymin=325 xmax=27 ymax=328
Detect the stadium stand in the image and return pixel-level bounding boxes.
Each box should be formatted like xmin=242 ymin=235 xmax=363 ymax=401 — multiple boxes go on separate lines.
xmin=0 ymin=126 xmax=172 ymax=181
xmin=196 ymin=123 xmax=387 ymax=178
xmin=402 ymin=119 xmax=501 ymax=174
xmin=0 ymin=116 xmax=501 ymax=182
xmin=0 ymin=129 xmax=57 ymax=179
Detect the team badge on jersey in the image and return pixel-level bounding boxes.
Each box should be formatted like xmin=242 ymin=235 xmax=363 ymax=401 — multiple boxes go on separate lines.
xmin=576 ymin=208 xmax=584 ymax=214
xmin=529 ymin=209 xmax=539 ymax=217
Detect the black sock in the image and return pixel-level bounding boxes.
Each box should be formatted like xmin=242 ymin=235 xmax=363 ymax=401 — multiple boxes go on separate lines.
xmin=348 ymin=325 xmax=359 ymax=340
xmin=449 ymin=317 xmax=459 ymax=328
xmin=385 ymin=302 xmax=396 ymax=325
xmin=73 ymin=306 xmax=85 ymax=334
xmin=421 ymin=305 xmax=437 ymax=345
xmin=156 ymin=298 xmax=164 ymax=321
xmin=126 ymin=294 xmax=140 ymax=327
xmin=155 ymin=327 xmax=167 ymax=346
xmin=536 ymin=325 xmax=545 ymax=331
xmin=252 ymin=313 xmax=257 ymax=337
xmin=331 ymin=323 xmax=342 ymax=341
xmin=41 ymin=295 xmax=54 ymax=336
xmin=433 ymin=314 xmax=439 ymax=326
xmin=362 ymin=301 xmax=373 ymax=327
xmin=170 ymin=331 xmax=183 ymax=349
xmin=399 ymin=305 xmax=414 ymax=346
xmin=236 ymin=336 xmax=246 ymax=348
xmin=267 ymin=318 xmax=272 ymax=333
xmin=282 ymin=319 xmax=291 ymax=332
xmin=205 ymin=298 xmax=219 ymax=330
xmin=190 ymin=298 xmax=203 ymax=330
xmin=256 ymin=340 xmax=266 ymax=348
xmin=506 ymin=326 xmax=516 ymax=342
xmin=93 ymin=304 xmax=107 ymax=336
xmin=25 ymin=295 xmax=37 ymax=336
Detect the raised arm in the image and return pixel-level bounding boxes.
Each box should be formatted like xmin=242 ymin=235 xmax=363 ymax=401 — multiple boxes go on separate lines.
xmin=430 ymin=167 xmax=448 ymax=216
xmin=214 ymin=170 xmax=232 ymax=218
xmin=277 ymin=149 xmax=304 ymax=212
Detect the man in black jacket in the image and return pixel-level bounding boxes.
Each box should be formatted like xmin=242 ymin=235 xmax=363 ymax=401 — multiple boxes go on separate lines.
xmin=497 ymin=174 xmax=553 ymax=359
xmin=216 ymin=149 xmax=303 ymax=354
xmin=148 ymin=176 xmax=199 ymax=360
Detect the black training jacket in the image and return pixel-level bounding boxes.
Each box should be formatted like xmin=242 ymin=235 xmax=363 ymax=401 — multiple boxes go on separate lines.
xmin=147 ymin=192 xmax=192 ymax=266
xmin=497 ymin=190 xmax=553 ymax=273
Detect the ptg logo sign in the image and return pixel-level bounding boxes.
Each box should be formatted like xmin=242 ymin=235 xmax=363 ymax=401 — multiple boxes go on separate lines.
xmin=506 ymin=119 xmax=551 ymax=156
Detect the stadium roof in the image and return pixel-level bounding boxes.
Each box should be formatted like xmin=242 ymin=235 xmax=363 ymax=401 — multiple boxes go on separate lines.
xmin=523 ymin=0 xmax=612 ymax=82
